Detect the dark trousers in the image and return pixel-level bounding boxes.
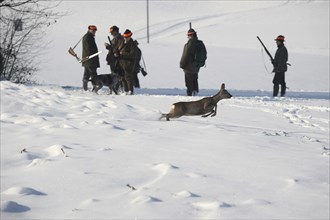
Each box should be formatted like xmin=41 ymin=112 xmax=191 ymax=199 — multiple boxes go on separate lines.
xmin=122 ymin=71 xmax=134 ymax=94
xmin=184 ymin=72 xmax=199 ymax=96
xmin=83 ymin=67 xmax=97 ymax=91
xmin=272 ymin=72 xmax=286 ymax=96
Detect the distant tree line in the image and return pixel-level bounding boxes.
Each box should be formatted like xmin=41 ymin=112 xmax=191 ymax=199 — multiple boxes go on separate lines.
xmin=0 ymin=0 xmax=63 ymax=84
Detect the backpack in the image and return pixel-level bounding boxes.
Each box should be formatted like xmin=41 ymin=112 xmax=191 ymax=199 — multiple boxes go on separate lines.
xmin=194 ymin=40 xmax=207 ymax=68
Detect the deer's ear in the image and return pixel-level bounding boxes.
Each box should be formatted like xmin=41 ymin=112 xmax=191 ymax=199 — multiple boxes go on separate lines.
xmin=221 ymin=83 xmax=225 ymax=90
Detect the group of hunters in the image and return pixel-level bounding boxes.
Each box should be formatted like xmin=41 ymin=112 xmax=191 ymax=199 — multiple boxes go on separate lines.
xmin=81 ymin=24 xmax=288 ymax=97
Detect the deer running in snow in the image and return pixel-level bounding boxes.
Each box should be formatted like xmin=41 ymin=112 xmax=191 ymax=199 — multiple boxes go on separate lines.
xmin=160 ymin=83 xmax=232 ymax=121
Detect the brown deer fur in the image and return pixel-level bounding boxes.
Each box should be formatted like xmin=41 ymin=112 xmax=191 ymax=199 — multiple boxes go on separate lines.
xmin=160 ymin=83 xmax=232 ymax=121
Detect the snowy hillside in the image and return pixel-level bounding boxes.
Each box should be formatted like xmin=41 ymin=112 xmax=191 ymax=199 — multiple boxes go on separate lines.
xmin=1 ymin=81 xmax=329 ymax=219
xmin=1 ymin=0 xmax=329 ymax=219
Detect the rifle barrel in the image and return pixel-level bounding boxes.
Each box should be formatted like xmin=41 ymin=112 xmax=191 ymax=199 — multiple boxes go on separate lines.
xmin=257 ymin=36 xmax=274 ymax=62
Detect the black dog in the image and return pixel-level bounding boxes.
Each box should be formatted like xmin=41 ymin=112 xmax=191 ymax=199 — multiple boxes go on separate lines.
xmin=90 ymin=73 xmax=120 ymax=94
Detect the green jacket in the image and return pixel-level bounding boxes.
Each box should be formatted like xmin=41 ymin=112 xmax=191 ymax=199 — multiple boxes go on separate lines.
xmin=180 ymin=37 xmax=200 ymax=73
xmin=82 ymin=31 xmax=100 ymax=68
xmin=118 ymin=38 xmax=137 ymax=74
xmin=106 ymin=33 xmax=124 ymax=68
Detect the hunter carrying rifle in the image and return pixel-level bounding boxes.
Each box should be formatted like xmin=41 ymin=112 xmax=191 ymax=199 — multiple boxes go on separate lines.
xmin=257 ymin=35 xmax=289 ymax=97
xmin=82 ymin=25 xmax=100 ymax=91
xmin=105 ymin=25 xmax=124 ymax=75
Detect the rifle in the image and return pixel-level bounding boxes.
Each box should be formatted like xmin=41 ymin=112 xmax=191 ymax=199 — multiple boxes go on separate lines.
xmin=68 ymin=37 xmax=83 ymax=62
xmin=257 ymin=36 xmax=274 ymax=65
xmin=107 ymin=36 xmax=112 ymax=45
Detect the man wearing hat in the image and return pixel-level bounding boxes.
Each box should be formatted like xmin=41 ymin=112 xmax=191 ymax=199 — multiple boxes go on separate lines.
xmin=105 ymin=25 xmax=124 ymax=74
xmin=82 ymin=25 xmax=100 ymax=91
xmin=272 ymin=35 xmax=288 ymax=97
xmin=180 ymin=28 xmax=201 ymax=96
xmin=116 ymin=29 xmax=138 ymax=95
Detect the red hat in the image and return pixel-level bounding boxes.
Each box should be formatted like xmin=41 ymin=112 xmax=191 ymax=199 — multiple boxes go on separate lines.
xmin=122 ymin=29 xmax=132 ymax=38
xmin=88 ymin=25 xmax=97 ymax=31
xmin=275 ymin=35 xmax=285 ymax=41
xmin=187 ymin=28 xmax=196 ymax=36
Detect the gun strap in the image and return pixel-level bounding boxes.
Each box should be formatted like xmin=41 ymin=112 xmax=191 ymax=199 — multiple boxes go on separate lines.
xmin=73 ymin=37 xmax=83 ymax=50
xmin=141 ymin=53 xmax=147 ymax=71
xmin=261 ymin=48 xmax=272 ymax=74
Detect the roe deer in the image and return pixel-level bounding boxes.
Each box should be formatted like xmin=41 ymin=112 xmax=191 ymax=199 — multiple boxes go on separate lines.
xmin=160 ymin=83 xmax=232 ymax=121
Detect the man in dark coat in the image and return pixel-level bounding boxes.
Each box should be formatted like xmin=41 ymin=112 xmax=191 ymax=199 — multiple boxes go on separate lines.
xmin=272 ymin=35 xmax=288 ymax=97
xmin=116 ymin=29 xmax=138 ymax=95
xmin=105 ymin=25 xmax=124 ymax=75
xmin=132 ymin=40 xmax=142 ymax=88
xmin=180 ymin=28 xmax=200 ymax=96
xmin=82 ymin=25 xmax=100 ymax=91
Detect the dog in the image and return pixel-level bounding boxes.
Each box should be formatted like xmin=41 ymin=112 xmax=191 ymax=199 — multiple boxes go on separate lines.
xmin=90 ymin=73 xmax=120 ymax=94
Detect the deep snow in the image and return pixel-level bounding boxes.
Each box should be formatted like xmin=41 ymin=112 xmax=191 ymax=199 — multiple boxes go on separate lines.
xmin=1 ymin=0 xmax=329 ymax=219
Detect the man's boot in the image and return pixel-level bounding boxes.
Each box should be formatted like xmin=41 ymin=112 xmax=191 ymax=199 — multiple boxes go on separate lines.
xmin=273 ymin=85 xmax=279 ymax=97
xmin=83 ymin=80 xmax=88 ymax=91
xmin=128 ymin=82 xmax=134 ymax=95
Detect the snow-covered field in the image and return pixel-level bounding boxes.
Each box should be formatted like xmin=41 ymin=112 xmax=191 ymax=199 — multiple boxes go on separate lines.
xmin=1 ymin=0 xmax=329 ymax=219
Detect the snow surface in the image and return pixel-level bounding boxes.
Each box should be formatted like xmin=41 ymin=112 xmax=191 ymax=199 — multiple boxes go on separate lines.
xmin=1 ymin=0 xmax=329 ymax=219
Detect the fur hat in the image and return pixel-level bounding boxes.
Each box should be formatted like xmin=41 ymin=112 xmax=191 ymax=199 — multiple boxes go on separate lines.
xmin=122 ymin=29 xmax=133 ymax=38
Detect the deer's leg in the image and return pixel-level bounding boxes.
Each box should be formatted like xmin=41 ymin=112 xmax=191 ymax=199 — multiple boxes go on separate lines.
xmin=211 ymin=105 xmax=217 ymax=117
xmin=201 ymin=101 xmax=214 ymax=117
xmin=202 ymin=110 xmax=214 ymax=118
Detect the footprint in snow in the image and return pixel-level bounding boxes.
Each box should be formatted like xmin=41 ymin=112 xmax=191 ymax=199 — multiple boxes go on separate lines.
xmin=1 ymin=201 xmax=30 ymax=213
xmin=262 ymin=131 xmax=289 ymax=137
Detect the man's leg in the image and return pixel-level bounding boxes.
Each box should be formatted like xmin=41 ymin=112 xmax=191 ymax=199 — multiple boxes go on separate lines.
xmin=192 ymin=73 xmax=199 ymax=96
xmin=185 ymin=72 xmax=194 ymax=96
xmin=279 ymin=72 xmax=286 ymax=97
xmin=272 ymin=73 xmax=280 ymax=97
xmin=83 ymin=67 xmax=91 ymax=91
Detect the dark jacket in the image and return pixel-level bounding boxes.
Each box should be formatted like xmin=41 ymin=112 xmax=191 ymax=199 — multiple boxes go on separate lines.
xmin=111 ymin=34 xmax=124 ymax=53
xmin=273 ymin=44 xmax=288 ymax=73
xmin=106 ymin=33 xmax=124 ymax=68
xmin=118 ymin=38 xmax=138 ymax=74
xmin=180 ymin=37 xmax=200 ymax=73
xmin=133 ymin=46 xmax=142 ymax=73
xmin=82 ymin=31 xmax=100 ymax=68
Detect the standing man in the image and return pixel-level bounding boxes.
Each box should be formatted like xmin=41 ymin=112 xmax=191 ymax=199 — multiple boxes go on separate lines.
xmin=82 ymin=25 xmax=100 ymax=91
xmin=105 ymin=25 xmax=124 ymax=74
xmin=272 ymin=35 xmax=288 ymax=97
xmin=116 ymin=29 xmax=137 ymax=95
xmin=132 ymin=40 xmax=142 ymax=88
xmin=180 ymin=28 xmax=206 ymax=96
